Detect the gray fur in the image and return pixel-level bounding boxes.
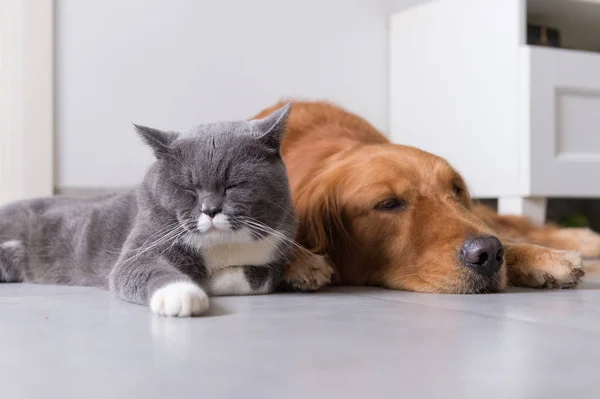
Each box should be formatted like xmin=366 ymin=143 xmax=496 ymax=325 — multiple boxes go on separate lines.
xmin=0 ymin=104 xmax=296 ymax=309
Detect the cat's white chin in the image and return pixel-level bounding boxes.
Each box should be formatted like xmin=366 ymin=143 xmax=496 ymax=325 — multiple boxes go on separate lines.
xmin=185 ymin=228 xmax=255 ymax=249
xmin=197 ymin=213 xmax=232 ymax=233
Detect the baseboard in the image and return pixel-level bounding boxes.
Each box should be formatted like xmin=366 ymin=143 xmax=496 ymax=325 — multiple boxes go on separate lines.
xmin=56 ymin=187 xmax=134 ymax=198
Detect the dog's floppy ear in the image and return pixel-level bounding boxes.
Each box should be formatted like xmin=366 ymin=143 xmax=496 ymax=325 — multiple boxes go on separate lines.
xmin=294 ymin=173 xmax=351 ymax=258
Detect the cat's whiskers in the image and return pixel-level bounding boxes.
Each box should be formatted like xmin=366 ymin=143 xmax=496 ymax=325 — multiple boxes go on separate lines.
xmin=153 ymin=227 xmax=190 ymax=260
xmin=136 ymin=221 xmax=181 ymax=249
xmin=126 ymin=229 xmax=186 ymax=265
xmin=238 ymin=217 xmax=296 ymax=243
xmin=269 ymin=201 xmax=299 ymax=220
xmin=119 ymin=229 xmax=183 ymax=266
xmin=241 ymin=223 xmax=313 ymax=266
xmin=240 ymin=220 xmax=300 ymax=249
xmin=245 ymin=226 xmax=293 ymax=262
xmin=118 ymin=224 xmax=187 ymax=266
xmin=237 ymin=217 xmax=318 ymax=259
xmin=107 ymin=221 xmax=180 ymax=255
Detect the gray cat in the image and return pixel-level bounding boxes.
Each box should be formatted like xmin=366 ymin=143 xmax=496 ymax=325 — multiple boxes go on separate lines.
xmin=0 ymin=104 xmax=297 ymax=317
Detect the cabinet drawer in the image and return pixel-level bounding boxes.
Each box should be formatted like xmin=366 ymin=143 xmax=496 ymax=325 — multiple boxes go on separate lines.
xmin=527 ymin=47 xmax=600 ymax=196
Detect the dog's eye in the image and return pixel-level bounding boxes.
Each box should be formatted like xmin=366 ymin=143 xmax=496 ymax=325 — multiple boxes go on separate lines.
xmin=375 ymin=198 xmax=406 ymax=211
xmin=453 ymin=184 xmax=462 ymax=196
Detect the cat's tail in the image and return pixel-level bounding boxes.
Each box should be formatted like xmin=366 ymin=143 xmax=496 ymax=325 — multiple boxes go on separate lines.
xmin=0 ymin=240 xmax=26 ymax=282
xmin=0 ymin=202 xmax=29 ymax=282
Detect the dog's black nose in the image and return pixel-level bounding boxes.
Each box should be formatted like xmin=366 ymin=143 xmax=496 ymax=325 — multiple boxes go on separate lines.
xmin=460 ymin=236 xmax=504 ymax=277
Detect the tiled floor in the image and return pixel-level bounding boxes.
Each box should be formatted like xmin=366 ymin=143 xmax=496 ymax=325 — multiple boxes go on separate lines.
xmin=2 ymin=265 xmax=600 ymax=399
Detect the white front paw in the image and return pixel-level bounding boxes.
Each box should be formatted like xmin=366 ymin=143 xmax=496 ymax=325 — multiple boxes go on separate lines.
xmin=150 ymin=282 xmax=209 ymax=317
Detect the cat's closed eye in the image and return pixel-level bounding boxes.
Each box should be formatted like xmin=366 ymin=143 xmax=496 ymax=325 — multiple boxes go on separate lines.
xmin=226 ymin=182 xmax=246 ymax=191
xmin=183 ymin=188 xmax=197 ymax=197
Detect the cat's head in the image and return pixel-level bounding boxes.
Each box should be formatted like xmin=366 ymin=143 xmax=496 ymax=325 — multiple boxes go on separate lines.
xmin=136 ymin=103 xmax=295 ymax=247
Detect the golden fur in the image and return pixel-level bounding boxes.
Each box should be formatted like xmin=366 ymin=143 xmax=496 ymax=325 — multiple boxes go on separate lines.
xmin=255 ymin=101 xmax=598 ymax=293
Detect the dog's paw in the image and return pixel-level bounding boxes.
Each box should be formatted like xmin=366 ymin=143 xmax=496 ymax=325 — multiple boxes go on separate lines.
xmin=150 ymin=282 xmax=209 ymax=317
xmin=553 ymin=228 xmax=600 ymax=258
xmin=283 ymin=253 xmax=334 ymax=292
xmin=511 ymin=250 xmax=585 ymax=289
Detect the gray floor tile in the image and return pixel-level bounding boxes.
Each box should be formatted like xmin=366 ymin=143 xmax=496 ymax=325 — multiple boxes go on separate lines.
xmin=351 ymin=268 xmax=600 ymax=332
xmin=2 ymin=280 xmax=600 ymax=399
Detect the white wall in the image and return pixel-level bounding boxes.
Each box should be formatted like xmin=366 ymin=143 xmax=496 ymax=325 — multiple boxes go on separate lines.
xmin=386 ymin=0 xmax=432 ymax=13
xmin=56 ymin=0 xmax=392 ymax=189
xmin=1 ymin=0 xmax=54 ymax=204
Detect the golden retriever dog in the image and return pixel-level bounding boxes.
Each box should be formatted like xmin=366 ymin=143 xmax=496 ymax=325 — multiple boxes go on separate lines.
xmin=254 ymin=101 xmax=600 ymax=294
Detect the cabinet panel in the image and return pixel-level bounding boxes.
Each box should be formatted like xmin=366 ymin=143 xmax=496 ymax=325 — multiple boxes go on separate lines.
xmin=528 ymin=47 xmax=600 ymax=196
xmin=556 ymin=89 xmax=600 ymax=157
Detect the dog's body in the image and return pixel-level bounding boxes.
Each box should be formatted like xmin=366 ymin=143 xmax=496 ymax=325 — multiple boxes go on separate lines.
xmin=255 ymin=101 xmax=600 ymax=293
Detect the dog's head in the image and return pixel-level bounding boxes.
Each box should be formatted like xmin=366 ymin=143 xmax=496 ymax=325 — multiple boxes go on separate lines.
xmin=294 ymin=143 xmax=506 ymax=294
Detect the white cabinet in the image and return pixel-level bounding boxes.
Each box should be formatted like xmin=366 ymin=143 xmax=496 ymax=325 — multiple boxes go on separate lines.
xmin=389 ymin=0 xmax=600 ymax=223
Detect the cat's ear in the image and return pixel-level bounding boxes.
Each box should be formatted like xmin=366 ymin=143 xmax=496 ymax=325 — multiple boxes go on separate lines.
xmin=252 ymin=103 xmax=291 ymax=151
xmin=133 ymin=124 xmax=177 ymax=158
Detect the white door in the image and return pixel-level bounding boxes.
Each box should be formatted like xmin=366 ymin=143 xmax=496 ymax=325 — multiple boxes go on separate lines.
xmin=0 ymin=0 xmax=54 ymax=205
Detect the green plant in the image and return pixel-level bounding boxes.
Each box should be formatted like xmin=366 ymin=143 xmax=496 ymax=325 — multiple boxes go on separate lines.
xmin=559 ymin=214 xmax=590 ymax=228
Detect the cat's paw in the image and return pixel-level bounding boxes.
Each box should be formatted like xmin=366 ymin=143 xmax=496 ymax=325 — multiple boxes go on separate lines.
xmin=150 ymin=282 xmax=209 ymax=317
xmin=283 ymin=253 xmax=334 ymax=291
xmin=511 ymin=250 xmax=585 ymax=289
